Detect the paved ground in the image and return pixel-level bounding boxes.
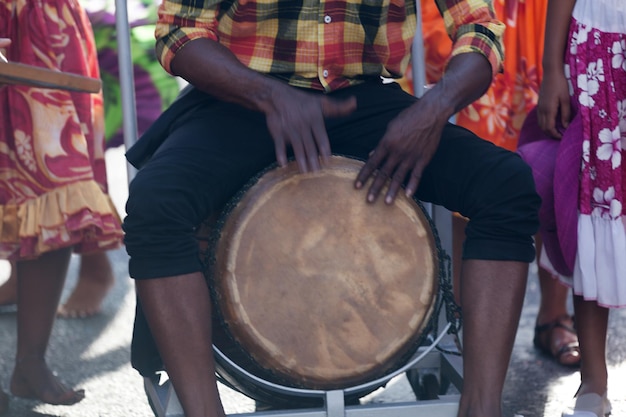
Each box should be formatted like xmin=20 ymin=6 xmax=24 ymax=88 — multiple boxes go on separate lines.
xmin=1 ymin=146 xmax=625 ymax=417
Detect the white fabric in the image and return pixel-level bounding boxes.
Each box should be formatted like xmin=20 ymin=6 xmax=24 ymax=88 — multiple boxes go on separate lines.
xmin=573 ymin=216 xmax=626 ymax=307
xmin=573 ymin=0 xmax=626 ymax=35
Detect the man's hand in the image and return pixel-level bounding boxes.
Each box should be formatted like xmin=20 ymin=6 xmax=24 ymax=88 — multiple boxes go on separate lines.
xmin=355 ymin=53 xmax=493 ymax=204
xmin=355 ymin=92 xmax=447 ymax=204
xmin=170 ymin=38 xmax=356 ymax=173
xmin=265 ymin=84 xmax=356 ymax=172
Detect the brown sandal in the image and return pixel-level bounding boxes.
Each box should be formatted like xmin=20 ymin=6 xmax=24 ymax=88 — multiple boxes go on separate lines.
xmin=533 ymin=314 xmax=581 ymax=367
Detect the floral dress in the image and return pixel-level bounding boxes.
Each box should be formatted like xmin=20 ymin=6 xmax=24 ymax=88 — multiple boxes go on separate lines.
xmin=0 ymin=0 xmax=123 ymax=259
xmin=567 ymin=0 xmax=626 ymax=307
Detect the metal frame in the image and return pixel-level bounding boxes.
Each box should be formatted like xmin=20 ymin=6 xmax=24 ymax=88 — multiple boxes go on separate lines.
xmin=114 ymin=0 xmax=138 ymax=181
xmin=113 ymin=1 xmax=461 ymax=416
xmin=144 ymin=331 xmax=463 ymax=417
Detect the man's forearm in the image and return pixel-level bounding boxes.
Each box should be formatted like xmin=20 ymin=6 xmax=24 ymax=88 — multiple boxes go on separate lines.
xmin=427 ymin=53 xmax=494 ymax=120
xmin=169 ymin=37 xmax=283 ymax=114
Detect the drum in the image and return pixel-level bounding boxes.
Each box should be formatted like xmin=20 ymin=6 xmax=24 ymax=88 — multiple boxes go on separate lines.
xmin=203 ymin=155 xmax=444 ymax=406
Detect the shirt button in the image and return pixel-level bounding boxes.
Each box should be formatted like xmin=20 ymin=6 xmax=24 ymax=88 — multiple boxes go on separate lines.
xmin=324 ymin=15 xmax=332 ymax=24
xmin=322 ymin=69 xmax=329 ymax=78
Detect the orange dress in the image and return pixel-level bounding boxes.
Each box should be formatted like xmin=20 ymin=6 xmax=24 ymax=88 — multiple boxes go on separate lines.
xmin=0 ymin=0 xmax=123 ymax=259
xmin=402 ymin=0 xmax=547 ymax=151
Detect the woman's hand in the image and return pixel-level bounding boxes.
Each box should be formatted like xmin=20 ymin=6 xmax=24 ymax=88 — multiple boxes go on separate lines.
xmin=536 ymin=68 xmax=571 ymax=139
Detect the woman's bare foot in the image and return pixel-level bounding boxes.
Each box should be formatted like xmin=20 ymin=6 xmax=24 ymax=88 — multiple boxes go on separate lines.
xmin=0 ymin=262 xmax=17 ymax=308
xmin=0 ymin=388 xmax=8 ymax=415
xmin=57 ymin=252 xmax=114 ymax=318
xmin=10 ymin=357 xmax=85 ymax=406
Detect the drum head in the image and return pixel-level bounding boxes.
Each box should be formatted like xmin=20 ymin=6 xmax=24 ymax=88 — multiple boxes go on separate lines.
xmin=210 ymin=155 xmax=439 ymax=390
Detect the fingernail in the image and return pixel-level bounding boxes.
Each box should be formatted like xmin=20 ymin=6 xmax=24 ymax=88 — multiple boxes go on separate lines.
xmin=367 ymin=194 xmax=375 ymax=203
xmin=355 ymin=181 xmax=362 ymax=189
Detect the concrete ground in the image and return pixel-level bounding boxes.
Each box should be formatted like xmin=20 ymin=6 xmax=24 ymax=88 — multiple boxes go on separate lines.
xmin=1 ymin=146 xmax=625 ymax=417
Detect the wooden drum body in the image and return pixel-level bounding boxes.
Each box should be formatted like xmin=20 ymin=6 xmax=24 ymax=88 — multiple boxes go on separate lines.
xmin=206 ymin=155 xmax=441 ymax=403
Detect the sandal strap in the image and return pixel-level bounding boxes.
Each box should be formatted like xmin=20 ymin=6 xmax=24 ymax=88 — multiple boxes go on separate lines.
xmin=534 ymin=314 xmax=576 ymax=335
xmin=533 ymin=315 xmax=581 ymax=366
xmin=555 ymin=341 xmax=580 ymax=358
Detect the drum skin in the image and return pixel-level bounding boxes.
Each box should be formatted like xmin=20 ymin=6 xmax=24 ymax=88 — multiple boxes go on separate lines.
xmin=209 ymin=155 xmax=439 ymax=391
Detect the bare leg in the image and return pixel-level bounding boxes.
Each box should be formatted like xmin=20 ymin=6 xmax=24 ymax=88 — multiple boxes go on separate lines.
xmin=136 ymin=272 xmax=227 ymax=417
xmin=0 ymin=261 xmax=17 ymax=307
xmin=57 ymin=251 xmax=114 ymax=318
xmin=573 ymin=295 xmax=608 ymax=397
xmin=535 ymin=235 xmax=571 ymax=323
xmin=533 ymin=235 xmax=580 ymax=366
xmin=536 ymin=267 xmax=570 ymax=323
xmin=10 ymin=247 xmax=85 ymax=405
xmin=457 ymin=259 xmax=528 ymax=417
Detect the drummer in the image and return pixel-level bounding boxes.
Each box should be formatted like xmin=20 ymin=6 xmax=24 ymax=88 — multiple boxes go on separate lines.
xmin=123 ymin=1 xmax=541 ymax=416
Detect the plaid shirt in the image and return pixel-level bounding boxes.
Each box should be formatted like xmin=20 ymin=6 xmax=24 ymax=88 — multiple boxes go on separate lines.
xmin=155 ymin=0 xmax=504 ymax=92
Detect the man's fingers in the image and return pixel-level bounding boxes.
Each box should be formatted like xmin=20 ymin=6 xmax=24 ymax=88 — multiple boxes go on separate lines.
xmin=385 ymin=175 xmax=404 ymax=204
xmin=385 ymin=161 xmax=412 ymax=204
xmin=301 ymin=129 xmax=321 ymax=171
xmin=311 ymin=122 xmax=332 ymax=163
xmin=366 ymin=169 xmax=390 ymax=203
xmin=290 ymin=137 xmax=309 ymax=173
xmin=404 ymin=166 xmax=422 ymax=198
xmin=273 ymin=135 xmax=289 ymax=167
xmin=355 ymin=149 xmax=385 ymax=189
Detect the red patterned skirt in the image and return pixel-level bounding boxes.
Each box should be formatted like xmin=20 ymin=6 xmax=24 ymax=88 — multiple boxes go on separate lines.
xmin=0 ymin=0 xmax=123 ymax=259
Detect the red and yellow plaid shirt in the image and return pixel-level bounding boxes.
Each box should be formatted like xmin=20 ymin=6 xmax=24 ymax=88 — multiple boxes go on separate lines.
xmin=156 ymin=0 xmax=504 ymax=92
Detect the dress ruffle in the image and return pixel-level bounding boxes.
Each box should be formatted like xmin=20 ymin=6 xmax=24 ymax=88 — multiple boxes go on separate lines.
xmin=570 ymin=215 xmax=626 ymax=308
xmin=0 ymin=180 xmax=123 ymax=260
xmin=0 ymin=0 xmax=123 ymax=261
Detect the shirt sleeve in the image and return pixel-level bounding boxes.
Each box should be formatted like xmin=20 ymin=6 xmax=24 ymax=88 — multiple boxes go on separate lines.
xmin=155 ymin=0 xmax=222 ymax=74
xmin=435 ymin=0 xmax=505 ymax=77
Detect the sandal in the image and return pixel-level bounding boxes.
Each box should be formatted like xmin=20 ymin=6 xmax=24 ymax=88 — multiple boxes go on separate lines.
xmin=533 ymin=314 xmax=581 ymax=367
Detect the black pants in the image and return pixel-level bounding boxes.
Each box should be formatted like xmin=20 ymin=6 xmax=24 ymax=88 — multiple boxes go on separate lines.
xmin=124 ymin=79 xmax=540 ymax=375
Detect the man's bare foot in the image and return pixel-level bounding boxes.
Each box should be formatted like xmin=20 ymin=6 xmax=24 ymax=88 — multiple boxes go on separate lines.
xmin=0 ymin=262 xmax=17 ymax=308
xmin=10 ymin=358 xmax=85 ymax=405
xmin=0 ymin=388 xmax=8 ymax=415
xmin=57 ymin=252 xmax=114 ymax=318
